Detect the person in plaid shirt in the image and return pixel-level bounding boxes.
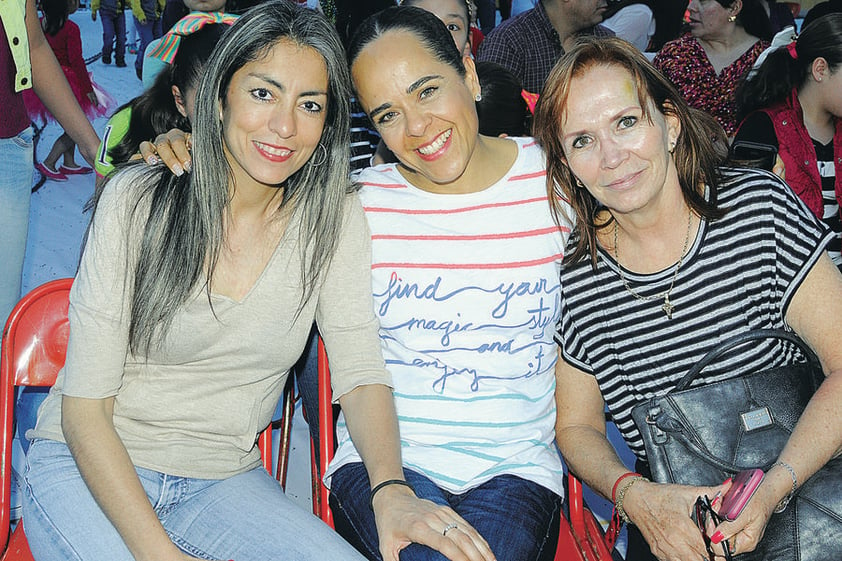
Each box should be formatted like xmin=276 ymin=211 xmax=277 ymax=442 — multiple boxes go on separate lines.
xmin=477 ymin=0 xmax=612 ymax=94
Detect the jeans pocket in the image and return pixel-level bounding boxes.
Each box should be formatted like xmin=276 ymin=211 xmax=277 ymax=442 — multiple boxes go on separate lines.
xmin=11 ymin=127 xmax=34 ymax=150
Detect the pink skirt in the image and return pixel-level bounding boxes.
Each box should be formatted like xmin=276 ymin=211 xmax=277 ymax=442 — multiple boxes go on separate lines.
xmin=23 ymin=66 xmax=115 ymax=125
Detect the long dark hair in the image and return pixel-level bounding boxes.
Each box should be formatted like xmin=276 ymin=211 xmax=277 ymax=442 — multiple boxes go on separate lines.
xmin=93 ymin=1 xmax=352 ymax=354
xmin=736 ymin=14 xmax=842 ymax=122
xmin=533 ymin=37 xmax=727 ymax=267
xmin=41 ymin=0 xmax=68 ymax=36
xmin=108 ymin=24 xmax=229 ymax=165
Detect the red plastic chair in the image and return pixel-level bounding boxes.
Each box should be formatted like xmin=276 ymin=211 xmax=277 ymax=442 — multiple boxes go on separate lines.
xmin=312 ymin=338 xmax=617 ymax=559
xmin=0 ymin=278 xmax=275 ymax=560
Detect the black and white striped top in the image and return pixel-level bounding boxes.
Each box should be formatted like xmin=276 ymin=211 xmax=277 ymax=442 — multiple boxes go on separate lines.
xmin=557 ymin=168 xmax=833 ymax=459
xmin=816 ymin=139 xmax=841 ymax=267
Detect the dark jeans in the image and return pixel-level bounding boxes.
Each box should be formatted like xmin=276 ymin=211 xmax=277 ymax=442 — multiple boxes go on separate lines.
xmin=134 ymin=15 xmax=163 ymax=73
xmin=330 ymin=463 xmax=561 ymax=561
xmin=100 ymin=9 xmax=126 ymax=59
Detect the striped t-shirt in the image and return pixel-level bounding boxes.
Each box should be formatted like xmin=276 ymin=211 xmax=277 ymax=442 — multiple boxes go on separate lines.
xmin=815 ymin=139 xmax=841 ymax=268
xmin=558 ymin=168 xmax=832 ymax=460
xmin=327 ymin=137 xmax=572 ymax=495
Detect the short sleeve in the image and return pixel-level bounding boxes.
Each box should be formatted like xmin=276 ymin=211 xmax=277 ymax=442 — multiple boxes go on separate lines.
xmin=766 ymin=172 xmax=833 ymax=317
xmin=555 ymin=259 xmax=595 ymax=375
xmin=95 ymin=108 xmax=131 ymax=178
xmin=315 ymin=194 xmax=392 ymax=401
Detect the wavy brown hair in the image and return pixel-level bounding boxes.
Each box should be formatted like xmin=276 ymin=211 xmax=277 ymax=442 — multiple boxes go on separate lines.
xmin=533 ymin=36 xmax=728 ymax=267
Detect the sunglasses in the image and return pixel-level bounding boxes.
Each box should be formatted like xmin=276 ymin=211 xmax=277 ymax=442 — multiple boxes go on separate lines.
xmin=694 ymin=495 xmax=733 ymax=561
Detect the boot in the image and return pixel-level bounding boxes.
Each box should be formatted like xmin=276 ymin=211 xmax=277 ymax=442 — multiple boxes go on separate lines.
xmin=102 ymin=52 xmax=111 ymax=64
xmin=116 ymin=56 xmax=126 ymax=67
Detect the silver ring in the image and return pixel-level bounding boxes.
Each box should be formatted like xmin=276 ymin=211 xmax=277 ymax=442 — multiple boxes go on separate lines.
xmin=442 ymin=522 xmax=458 ymax=536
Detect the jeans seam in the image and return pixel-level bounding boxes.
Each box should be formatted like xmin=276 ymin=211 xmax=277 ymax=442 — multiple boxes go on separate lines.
xmin=167 ymin=531 xmax=216 ymax=560
xmin=532 ymin=495 xmax=560 ymax=561
xmin=22 ymin=473 xmax=86 ymax=561
xmin=331 ymin=492 xmax=384 ymax=561
xmin=9 ymin=128 xmax=33 ymax=149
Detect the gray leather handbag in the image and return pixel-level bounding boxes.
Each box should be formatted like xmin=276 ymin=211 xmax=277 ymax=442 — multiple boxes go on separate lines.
xmin=630 ymin=329 xmax=842 ymax=560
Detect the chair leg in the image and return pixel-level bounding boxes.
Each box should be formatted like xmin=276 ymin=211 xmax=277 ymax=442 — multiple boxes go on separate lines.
xmin=0 ymin=525 xmax=35 ymax=561
xmin=275 ymin=384 xmax=295 ymax=488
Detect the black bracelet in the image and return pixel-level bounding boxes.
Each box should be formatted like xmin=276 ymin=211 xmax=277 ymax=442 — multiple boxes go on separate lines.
xmin=369 ymin=479 xmax=413 ymax=510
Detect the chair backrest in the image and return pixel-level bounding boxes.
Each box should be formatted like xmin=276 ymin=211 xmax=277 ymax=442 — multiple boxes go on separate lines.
xmin=0 ymin=278 xmax=74 ymax=554
xmin=316 ymin=337 xmax=334 ymax=527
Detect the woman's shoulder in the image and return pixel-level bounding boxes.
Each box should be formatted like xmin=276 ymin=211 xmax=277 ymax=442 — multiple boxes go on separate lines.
xmin=95 ymin=163 xmax=162 ymax=217
xmin=654 ymin=34 xmax=697 ymax=60
xmin=352 ymin=164 xmax=411 ymax=206
xmin=717 ymin=166 xmax=798 ymax=209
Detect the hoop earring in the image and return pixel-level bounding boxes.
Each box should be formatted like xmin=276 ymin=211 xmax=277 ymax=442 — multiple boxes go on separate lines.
xmin=310 ymin=143 xmax=327 ymax=167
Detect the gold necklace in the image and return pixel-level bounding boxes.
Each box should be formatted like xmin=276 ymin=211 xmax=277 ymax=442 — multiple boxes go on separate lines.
xmin=613 ymin=210 xmax=693 ymax=320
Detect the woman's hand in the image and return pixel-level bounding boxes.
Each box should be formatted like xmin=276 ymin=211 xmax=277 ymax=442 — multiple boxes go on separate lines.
xmin=708 ymin=469 xmax=787 ymax=558
xmin=623 ymin=480 xmax=730 ymax=561
xmin=372 ymin=484 xmax=496 ymax=561
xmin=138 ymin=128 xmax=192 ymax=175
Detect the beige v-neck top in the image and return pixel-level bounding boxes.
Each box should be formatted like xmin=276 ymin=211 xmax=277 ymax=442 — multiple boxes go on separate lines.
xmin=30 ymin=168 xmax=390 ymax=479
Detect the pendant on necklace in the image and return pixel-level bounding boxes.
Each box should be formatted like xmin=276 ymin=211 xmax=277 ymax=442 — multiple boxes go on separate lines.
xmin=662 ymin=294 xmax=675 ymax=319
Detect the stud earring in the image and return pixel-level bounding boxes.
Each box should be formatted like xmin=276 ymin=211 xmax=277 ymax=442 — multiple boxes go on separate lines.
xmin=728 ymin=14 xmax=737 ymax=22
xmin=475 ymin=93 xmax=482 ymax=102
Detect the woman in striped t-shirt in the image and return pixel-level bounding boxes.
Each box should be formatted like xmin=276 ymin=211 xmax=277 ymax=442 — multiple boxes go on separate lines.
xmin=533 ymin=37 xmax=842 ymax=561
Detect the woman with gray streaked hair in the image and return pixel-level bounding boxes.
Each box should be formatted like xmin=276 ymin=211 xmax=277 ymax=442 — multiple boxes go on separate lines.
xmin=20 ymin=3 xmax=477 ymax=561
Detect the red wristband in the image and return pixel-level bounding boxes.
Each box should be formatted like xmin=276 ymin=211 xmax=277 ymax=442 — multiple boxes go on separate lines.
xmin=612 ymin=472 xmax=643 ymax=504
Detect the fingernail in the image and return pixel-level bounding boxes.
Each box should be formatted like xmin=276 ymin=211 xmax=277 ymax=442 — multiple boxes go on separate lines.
xmin=173 ymin=164 xmax=184 ymax=176
xmin=147 ymin=156 xmax=160 ymax=165
xmin=722 ymin=478 xmax=732 ymax=486
xmin=711 ymin=491 xmax=722 ymax=508
xmin=183 ymin=160 xmax=191 ymax=172
xmin=711 ymin=531 xmax=724 ymax=544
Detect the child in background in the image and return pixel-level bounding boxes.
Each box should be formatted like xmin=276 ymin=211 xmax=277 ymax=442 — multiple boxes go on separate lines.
xmin=91 ymin=0 xmax=127 ymax=67
xmin=24 ymin=0 xmax=113 ymax=181
xmin=95 ymin=17 xmax=234 ymax=180
xmin=130 ymin=0 xmax=165 ymax=80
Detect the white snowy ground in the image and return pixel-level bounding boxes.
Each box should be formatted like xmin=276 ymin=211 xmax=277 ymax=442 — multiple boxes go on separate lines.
xmin=22 ymin=8 xmax=314 ymax=511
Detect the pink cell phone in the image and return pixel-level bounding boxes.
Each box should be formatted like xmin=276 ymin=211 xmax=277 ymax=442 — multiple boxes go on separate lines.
xmin=720 ymin=468 xmax=765 ymax=521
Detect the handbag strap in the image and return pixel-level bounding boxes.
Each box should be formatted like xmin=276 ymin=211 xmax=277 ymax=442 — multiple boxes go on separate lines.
xmin=673 ymin=329 xmax=821 ymax=392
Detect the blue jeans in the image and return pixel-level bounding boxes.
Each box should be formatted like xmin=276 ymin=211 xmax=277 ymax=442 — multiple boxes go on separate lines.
xmin=329 ymin=463 xmax=561 ymax=561
xmin=100 ymin=9 xmax=126 ymax=59
xmin=134 ymin=15 xmax=162 ymax=73
xmin=0 ymin=127 xmax=33 ymax=336
xmin=22 ymin=439 xmax=366 ymax=561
